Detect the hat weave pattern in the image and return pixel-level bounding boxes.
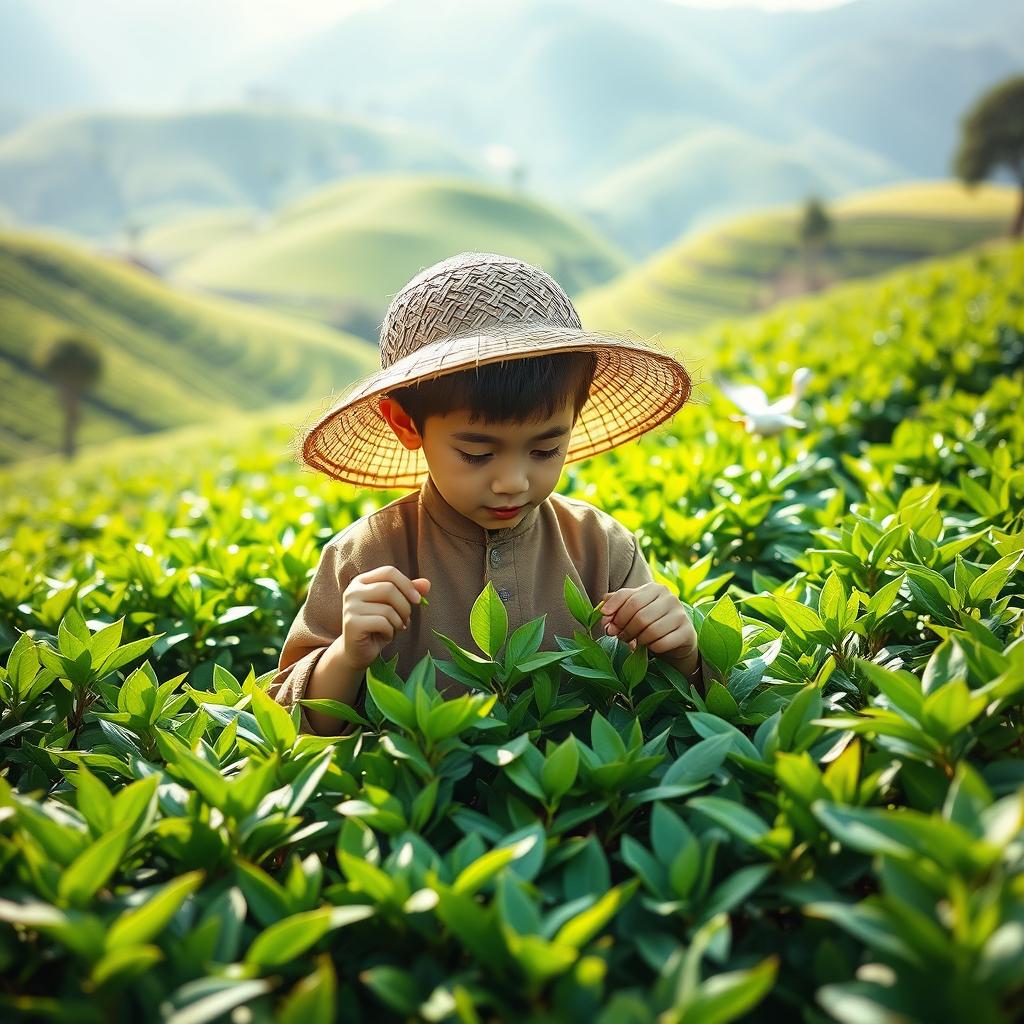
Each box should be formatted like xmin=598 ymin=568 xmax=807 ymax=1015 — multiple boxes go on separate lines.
xmin=294 ymin=251 xmax=694 ymax=489
xmin=381 ymin=252 xmax=582 ymax=365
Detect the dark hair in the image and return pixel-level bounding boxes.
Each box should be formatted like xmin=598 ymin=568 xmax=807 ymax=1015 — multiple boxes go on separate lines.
xmin=385 ymin=350 xmax=600 ymax=436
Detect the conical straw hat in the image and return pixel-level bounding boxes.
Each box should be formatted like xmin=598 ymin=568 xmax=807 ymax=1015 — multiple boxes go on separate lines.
xmin=293 ymin=251 xmax=693 ymax=488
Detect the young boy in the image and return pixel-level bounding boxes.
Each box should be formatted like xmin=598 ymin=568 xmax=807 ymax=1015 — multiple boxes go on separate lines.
xmin=271 ymin=251 xmax=705 ymax=736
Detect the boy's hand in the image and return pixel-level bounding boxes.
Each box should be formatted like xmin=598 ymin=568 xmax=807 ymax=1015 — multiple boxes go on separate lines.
xmin=601 ymin=582 xmax=700 ymax=683
xmin=339 ymin=566 xmax=431 ymax=671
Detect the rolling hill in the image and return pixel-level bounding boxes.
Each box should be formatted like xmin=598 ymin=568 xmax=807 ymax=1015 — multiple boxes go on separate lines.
xmin=0 ymin=228 xmax=378 ymax=464
xmin=580 ymin=124 xmax=905 ymax=260
xmin=137 ymin=209 xmax=262 ymax=270
xmin=0 ymin=107 xmax=481 ymax=242
xmin=575 ymin=181 xmax=1018 ymax=340
xmin=170 ymin=173 xmax=632 ymax=335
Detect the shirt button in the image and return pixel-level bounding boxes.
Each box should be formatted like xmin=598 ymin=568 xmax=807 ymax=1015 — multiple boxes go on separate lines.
xmin=497 ymin=588 xmax=511 ymax=602
xmin=489 ymin=548 xmax=502 ymax=567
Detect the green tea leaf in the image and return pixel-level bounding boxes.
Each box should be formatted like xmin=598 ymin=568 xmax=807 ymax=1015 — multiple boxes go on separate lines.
xmin=921 ymin=679 xmax=986 ymax=741
xmin=663 ymin=733 xmax=733 ymax=785
xmin=968 ymin=551 xmax=1023 ymax=606
xmin=470 ymin=581 xmax=508 ymax=659
xmin=57 ymin=822 xmax=132 ymax=907
xmin=854 ymin=659 xmax=924 ymax=719
xmin=698 ymin=595 xmax=743 ymax=678
xmin=541 ymin=736 xmax=579 ymax=802
xmin=505 ymin=616 xmax=546 ymax=669
xmin=564 ymin=576 xmax=595 ymax=627
xmin=621 ymin=642 xmax=649 ymax=691
xmin=106 ymin=871 xmax=205 ymax=951
xmin=245 ymin=905 xmax=373 ymax=967
xmin=554 ymin=879 xmax=638 ymax=949
xmin=366 ymin=677 xmax=416 ymax=732
xmin=359 ymin=965 xmax=421 ymax=1014
xmin=688 ymin=795 xmax=770 ymax=847
xmin=775 ymin=597 xmax=829 ymax=644
xmin=676 ymin=955 xmax=778 ymax=1022
xmin=777 ymin=683 xmax=823 ymax=752
xmin=705 ymin=681 xmax=739 ymax=720
xmin=250 ymin=687 xmax=298 ymax=749
xmin=453 ymin=834 xmax=538 ymax=896
xmin=277 ymin=959 xmax=337 ymax=1024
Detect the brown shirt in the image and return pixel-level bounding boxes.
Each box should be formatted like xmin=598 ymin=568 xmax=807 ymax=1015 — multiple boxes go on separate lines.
xmin=270 ymin=475 xmax=674 ymax=734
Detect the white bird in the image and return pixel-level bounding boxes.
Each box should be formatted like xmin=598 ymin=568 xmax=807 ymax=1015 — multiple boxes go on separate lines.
xmin=715 ymin=367 xmax=812 ymax=437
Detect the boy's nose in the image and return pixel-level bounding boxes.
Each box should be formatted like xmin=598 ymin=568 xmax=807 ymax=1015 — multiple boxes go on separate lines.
xmin=492 ymin=470 xmax=529 ymax=496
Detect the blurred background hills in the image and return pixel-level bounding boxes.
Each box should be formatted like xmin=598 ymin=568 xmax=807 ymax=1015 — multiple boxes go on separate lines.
xmin=0 ymin=0 xmax=1021 ymax=465
xmin=4 ymin=0 xmax=1023 ymax=249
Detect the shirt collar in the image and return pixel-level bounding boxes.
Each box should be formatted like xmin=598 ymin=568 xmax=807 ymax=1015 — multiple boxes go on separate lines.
xmin=420 ymin=473 xmax=541 ymax=545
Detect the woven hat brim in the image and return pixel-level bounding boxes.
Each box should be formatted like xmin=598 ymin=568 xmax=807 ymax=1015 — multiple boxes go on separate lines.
xmin=293 ymin=323 xmax=692 ymax=488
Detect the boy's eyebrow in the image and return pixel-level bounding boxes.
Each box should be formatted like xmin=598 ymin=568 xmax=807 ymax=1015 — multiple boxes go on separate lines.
xmin=452 ymin=425 xmax=571 ymax=444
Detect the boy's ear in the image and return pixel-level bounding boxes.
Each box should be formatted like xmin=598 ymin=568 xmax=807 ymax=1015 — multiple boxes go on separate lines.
xmin=379 ymin=397 xmax=423 ymax=449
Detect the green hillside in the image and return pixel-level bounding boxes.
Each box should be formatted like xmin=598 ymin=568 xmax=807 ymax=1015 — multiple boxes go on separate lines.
xmin=580 ymin=124 xmax=904 ymax=259
xmin=0 ymin=107 xmax=480 ymax=242
xmin=11 ymin=235 xmax=1020 ymax=492
xmin=137 ymin=209 xmax=259 ymax=270
xmin=576 ymin=180 xmax=1018 ymax=339
xmin=0 ymin=228 xmax=378 ymax=465
xmin=171 ymin=173 xmax=631 ymax=333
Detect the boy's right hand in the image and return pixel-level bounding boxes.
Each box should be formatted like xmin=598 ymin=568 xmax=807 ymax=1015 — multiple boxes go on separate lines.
xmin=338 ymin=565 xmax=431 ymax=671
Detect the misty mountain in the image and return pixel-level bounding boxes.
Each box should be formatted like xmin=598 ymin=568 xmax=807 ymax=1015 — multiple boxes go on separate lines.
xmin=3 ymin=0 xmax=1021 ymax=255
xmin=193 ymin=0 xmax=1023 ymax=194
xmin=0 ymin=107 xmax=481 ymax=240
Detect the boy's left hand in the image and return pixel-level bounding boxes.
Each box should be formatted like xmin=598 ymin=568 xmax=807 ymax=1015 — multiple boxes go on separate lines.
xmin=601 ymin=582 xmax=700 ymax=682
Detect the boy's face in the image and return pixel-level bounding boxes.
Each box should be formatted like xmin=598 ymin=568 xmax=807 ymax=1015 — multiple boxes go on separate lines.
xmin=379 ymin=395 xmax=577 ymax=530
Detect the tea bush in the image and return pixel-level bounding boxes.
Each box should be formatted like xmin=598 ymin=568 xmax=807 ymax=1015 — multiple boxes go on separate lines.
xmin=1 ymin=242 xmax=1022 ymax=1022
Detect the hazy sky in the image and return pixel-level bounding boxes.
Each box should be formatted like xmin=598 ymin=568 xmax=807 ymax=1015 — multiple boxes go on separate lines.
xmin=679 ymin=0 xmax=847 ymax=6
xmin=38 ymin=0 xmax=855 ymax=60
xmin=32 ymin=0 xmax=856 ymax=108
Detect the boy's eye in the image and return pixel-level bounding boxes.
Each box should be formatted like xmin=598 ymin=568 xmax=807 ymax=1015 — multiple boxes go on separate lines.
xmin=456 ymin=447 xmax=562 ymax=465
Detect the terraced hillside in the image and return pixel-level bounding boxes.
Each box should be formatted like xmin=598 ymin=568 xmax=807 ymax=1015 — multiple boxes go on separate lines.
xmin=171 ymin=174 xmax=631 ymax=332
xmin=576 ymin=181 xmax=1018 ymax=340
xmin=0 ymin=229 xmax=378 ymax=464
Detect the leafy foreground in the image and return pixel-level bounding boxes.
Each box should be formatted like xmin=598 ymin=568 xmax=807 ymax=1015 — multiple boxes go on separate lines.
xmin=1 ymin=242 xmax=1023 ymax=1022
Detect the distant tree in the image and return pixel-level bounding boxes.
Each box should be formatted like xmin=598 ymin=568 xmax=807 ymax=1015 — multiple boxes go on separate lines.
xmin=798 ymin=195 xmax=832 ymax=292
xmin=123 ymin=218 xmax=141 ymax=259
xmin=954 ymin=75 xmax=1024 ymax=238
xmin=39 ymin=335 xmax=104 ymax=460
xmin=511 ymin=161 xmax=528 ymax=192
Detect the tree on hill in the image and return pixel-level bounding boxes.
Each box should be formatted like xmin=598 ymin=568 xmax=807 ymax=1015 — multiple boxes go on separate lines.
xmin=39 ymin=335 xmax=104 ymax=460
xmin=511 ymin=160 xmax=528 ymax=192
xmin=798 ymin=195 xmax=832 ymax=292
xmin=954 ymin=75 xmax=1024 ymax=238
